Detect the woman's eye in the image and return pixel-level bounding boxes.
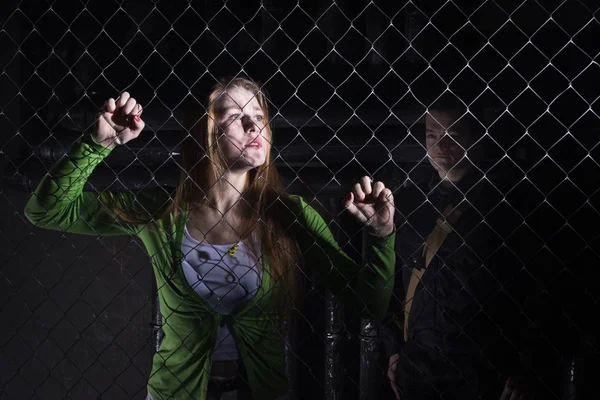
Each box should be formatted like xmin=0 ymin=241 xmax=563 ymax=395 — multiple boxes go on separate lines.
xmin=254 ymin=115 xmax=264 ymax=122
xmin=229 ymin=114 xmax=240 ymax=120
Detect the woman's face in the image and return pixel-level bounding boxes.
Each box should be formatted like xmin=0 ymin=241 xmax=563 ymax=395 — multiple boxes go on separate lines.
xmin=215 ymin=87 xmax=269 ymax=171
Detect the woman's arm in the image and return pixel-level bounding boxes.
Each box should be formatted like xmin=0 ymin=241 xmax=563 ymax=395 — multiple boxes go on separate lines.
xmin=292 ymin=195 xmax=396 ymax=320
xmin=24 ymin=92 xmax=155 ymax=236
xmin=24 ymin=134 xmax=149 ymax=235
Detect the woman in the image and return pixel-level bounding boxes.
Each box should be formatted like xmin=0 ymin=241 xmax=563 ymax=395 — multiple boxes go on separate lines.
xmin=24 ymin=77 xmax=396 ymax=400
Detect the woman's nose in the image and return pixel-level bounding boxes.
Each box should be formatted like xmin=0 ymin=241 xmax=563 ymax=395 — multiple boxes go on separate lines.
xmin=242 ymin=115 xmax=258 ymax=133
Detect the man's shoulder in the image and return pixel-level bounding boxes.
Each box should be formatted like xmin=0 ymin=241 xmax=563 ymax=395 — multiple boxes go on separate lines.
xmin=397 ymin=168 xmax=433 ymax=196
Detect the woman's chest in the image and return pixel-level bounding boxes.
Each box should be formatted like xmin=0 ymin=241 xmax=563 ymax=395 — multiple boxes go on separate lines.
xmin=186 ymin=210 xmax=245 ymax=245
xmin=140 ymin=216 xmax=274 ymax=316
xmin=181 ymin=235 xmax=263 ymax=314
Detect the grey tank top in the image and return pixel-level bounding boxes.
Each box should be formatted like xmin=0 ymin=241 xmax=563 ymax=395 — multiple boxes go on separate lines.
xmin=181 ymin=227 xmax=262 ymax=361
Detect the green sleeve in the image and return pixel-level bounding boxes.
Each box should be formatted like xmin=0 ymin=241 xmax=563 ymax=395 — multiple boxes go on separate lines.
xmin=24 ymin=134 xmax=163 ymax=236
xmin=291 ymin=196 xmax=396 ymax=320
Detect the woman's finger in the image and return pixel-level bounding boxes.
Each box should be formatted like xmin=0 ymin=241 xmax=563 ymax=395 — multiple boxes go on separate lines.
xmin=345 ymin=192 xmax=371 ymax=224
xmin=360 ymin=176 xmax=372 ymax=196
xmin=123 ymin=97 xmax=137 ymax=115
xmin=343 ymin=191 xmax=354 ymax=209
xmin=105 ymin=98 xmax=116 ymax=113
xmin=344 ymin=192 xmax=362 ymax=219
xmin=353 ymin=183 xmax=366 ymax=203
xmin=131 ymin=112 xmax=144 ymax=131
xmin=99 ymin=112 xmax=115 ymax=129
xmin=379 ymin=188 xmax=394 ymax=206
xmin=372 ymin=181 xmax=385 ymax=199
xmin=116 ymin=91 xmax=130 ymax=109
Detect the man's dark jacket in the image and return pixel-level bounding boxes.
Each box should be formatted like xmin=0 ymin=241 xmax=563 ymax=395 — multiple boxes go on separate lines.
xmin=382 ymin=165 xmax=567 ymax=396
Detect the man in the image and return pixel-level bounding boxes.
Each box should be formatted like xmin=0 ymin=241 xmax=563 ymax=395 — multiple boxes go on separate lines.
xmin=383 ymin=95 xmax=544 ymax=400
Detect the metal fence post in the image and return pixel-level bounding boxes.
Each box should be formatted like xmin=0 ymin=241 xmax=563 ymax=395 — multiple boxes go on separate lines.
xmin=359 ymin=232 xmax=385 ymax=400
xmin=324 ymin=197 xmax=345 ymax=400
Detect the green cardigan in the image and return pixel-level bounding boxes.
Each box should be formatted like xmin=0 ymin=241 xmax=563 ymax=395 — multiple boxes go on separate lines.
xmin=24 ymin=134 xmax=396 ymax=400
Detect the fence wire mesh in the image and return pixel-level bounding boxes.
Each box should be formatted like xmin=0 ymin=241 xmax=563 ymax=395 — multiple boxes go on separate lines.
xmin=1 ymin=0 xmax=599 ymax=399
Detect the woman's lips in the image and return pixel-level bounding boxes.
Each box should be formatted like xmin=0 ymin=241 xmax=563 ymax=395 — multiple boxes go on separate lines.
xmin=245 ymin=140 xmax=262 ymax=149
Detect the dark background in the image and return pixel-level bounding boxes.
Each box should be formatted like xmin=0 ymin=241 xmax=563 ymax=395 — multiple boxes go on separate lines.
xmin=1 ymin=0 xmax=599 ymax=399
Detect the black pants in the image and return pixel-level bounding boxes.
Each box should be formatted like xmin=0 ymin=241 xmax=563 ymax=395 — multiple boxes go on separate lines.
xmin=398 ymin=376 xmax=503 ymax=400
xmin=395 ymin=345 xmax=505 ymax=400
xmin=206 ymin=375 xmax=253 ymax=400
xmin=146 ymin=376 xmax=253 ymax=400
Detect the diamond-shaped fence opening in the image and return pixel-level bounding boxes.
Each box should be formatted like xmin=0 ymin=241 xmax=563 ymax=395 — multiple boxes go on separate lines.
xmin=1 ymin=1 xmax=599 ymax=399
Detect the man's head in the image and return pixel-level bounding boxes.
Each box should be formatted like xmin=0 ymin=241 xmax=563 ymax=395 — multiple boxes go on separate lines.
xmin=425 ymin=95 xmax=480 ymax=181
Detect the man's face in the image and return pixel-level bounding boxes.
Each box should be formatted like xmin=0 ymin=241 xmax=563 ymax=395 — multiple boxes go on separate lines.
xmin=425 ymin=110 xmax=473 ymax=174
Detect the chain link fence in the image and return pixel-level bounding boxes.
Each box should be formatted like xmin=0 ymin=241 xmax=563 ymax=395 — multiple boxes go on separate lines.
xmin=1 ymin=0 xmax=599 ymax=399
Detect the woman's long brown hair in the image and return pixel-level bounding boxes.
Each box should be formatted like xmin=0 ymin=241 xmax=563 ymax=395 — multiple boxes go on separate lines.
xmin=107 ymin=77 xmax=301 ymax=320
